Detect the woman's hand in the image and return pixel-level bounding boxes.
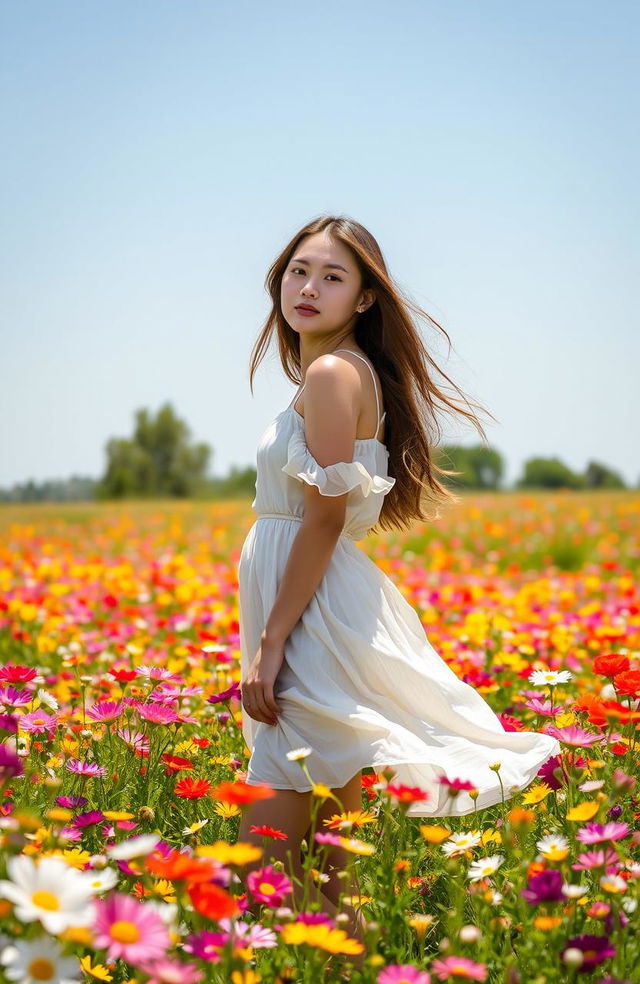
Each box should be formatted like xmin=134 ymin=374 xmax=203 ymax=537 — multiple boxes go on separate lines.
xmin=241 ymin=636 xmax=284 ymax=726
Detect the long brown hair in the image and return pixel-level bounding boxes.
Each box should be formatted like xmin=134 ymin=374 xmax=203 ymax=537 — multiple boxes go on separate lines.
xmin=249 ymin=214 xmax=497 ymax=532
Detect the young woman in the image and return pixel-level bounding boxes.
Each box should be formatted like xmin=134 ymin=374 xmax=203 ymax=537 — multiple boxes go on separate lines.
xmin=236 ymin=214 xmax=560 ymax=920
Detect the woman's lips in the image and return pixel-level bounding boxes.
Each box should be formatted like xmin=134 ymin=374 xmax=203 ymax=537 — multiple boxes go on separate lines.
xmin=295 ymin=306 xmax=319 ymax=317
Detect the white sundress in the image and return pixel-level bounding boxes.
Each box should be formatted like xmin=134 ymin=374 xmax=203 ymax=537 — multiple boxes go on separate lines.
xmin=238 ymin=349 xmax=561 ymax=817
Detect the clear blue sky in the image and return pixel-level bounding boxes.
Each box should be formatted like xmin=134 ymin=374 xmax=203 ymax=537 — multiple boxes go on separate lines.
xmin=1 ymin=0 xmax=638 ymax=489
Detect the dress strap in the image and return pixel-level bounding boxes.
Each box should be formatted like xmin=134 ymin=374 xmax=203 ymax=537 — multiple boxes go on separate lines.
xmin=332 ymin=349 xmax=384 ymax=439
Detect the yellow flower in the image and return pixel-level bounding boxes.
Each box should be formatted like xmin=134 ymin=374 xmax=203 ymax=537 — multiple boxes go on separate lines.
xmin=59 ymin=926 xmax=95 ymax=946
xmin=151 ymin=879 xmax=177 ymax=903
xmin=230 ymin=971 xmax=261 ymax=984
xmin=80 ymin=955 xmax=113 ymax=981
xmin=481 ymin=828 xmax=502 ymax=846
xmin=196 ymin=841 xmax=263 ymax=866
xmin=338 ymin=836 xmax=375 ymax=856
xmin=46 ymin=848 xmax=92 ymax=870
xmin=533 ymin=915 xmax=563 ymax=930
xmin=322 ymin=809 xmax=377 ymax=830
xmin=521 ymin=783 xmax=553 ymax=805
xmin=566 ymin=801 xmax=600 ymax=822
xmin=45 ymin=808 xmax=73 ymax=823
xmin=408 ymin=913 xmax=435 ymax=939
xmin=312 ymin=783 xmax=332 ymax=798
xmin=280 ymin=922 xmax=364 ymax=955
xmin=103 ymin=811 xmax=135 ymax=821
xmin=213 ymin=802 xmax=242 ymax=819
xmin=419 ymin=825 xmax=451 ymax=843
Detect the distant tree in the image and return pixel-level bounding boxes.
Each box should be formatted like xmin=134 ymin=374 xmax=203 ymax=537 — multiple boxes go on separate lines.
xmin=96 ymin=403 xmax=212 ymax=499
xmin=583 ymin=460 xmax=627 ymax=489
xmin=516 ymin=456 xmax=586 ymax=490
xmin=437 ymin=444 xmax=505 ymax=489
xmin=210 ymin=465 xmax=258 ymax=499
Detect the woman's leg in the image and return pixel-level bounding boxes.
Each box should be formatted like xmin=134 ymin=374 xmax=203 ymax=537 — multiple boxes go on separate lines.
xmin=310 ymin=770 xmax=364 ymax=909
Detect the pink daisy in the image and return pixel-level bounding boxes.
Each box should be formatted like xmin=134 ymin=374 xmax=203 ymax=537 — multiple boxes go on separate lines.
xmin=66 ymin=759 xmax=108 ymax=777
xmin=18 ymin=710 xmax=58 ymax=734
xmin=575 ymin=822 xmax=630 ymax=844
xmin=137 ymin=959 xmax=204 ymax=984
xmin=117 ymin=727 xmax=150 ymax=752
xmin=0 ymin=665 xmax=38 ymax=684
xmin=542 ymin=723 xmax=607 ymax=747
xmin=246 ymin=865 xmax=292 ymax=907
xmin=571 ymin=848 xmax=621 ymax=872
xmin=93 ymin=892 xmax=170 ymax=965
xmin=87 ymin=701 xmax=124 ymax=722
xmin=378 ymin=967 xmax=431 ymax=984
xmin=136 ymin=704 xmax=180 ymax=725
xmin=430 ymin=956 xmax=487 ymax=981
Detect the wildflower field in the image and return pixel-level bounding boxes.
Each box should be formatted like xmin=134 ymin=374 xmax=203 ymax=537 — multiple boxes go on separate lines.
xmin=0 ymin=490 xmax=638 ymax=984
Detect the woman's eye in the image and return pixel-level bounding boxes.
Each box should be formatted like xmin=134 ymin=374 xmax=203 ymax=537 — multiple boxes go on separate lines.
xmin=291 ymin=267 xmax=341 ymax=281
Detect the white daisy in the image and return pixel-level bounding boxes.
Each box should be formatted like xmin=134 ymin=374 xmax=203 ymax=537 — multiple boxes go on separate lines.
xmin=529 ymin=669 xmax=573 ymax=687
xmin=467 ymin=854 xmax=505 ymax=882
xmin=441 ymin=830 xmax=483 ymax=857
xmin=83 ymin=867 xmax=118 ymax=894
xmin=562 ymin=884 xmax=589 ymax=899
xmin=286 ymin=747 xmax=312 ymax=761
xmin=106 ymin=833 xmax=160 ymax=860
xmin=1 ymin=935 xmax=81 ymax=984
xmin=0 ymin=856 xmax=95 ymax=935
xmin=536 ymin=833 xmax=570 ymax=857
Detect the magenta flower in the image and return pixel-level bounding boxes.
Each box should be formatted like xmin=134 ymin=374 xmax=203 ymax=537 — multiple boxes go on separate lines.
xmin=73 ymin=811 xmax=105 ymax=828
xmin=561 ymin=934 xmax=615 ymax=973
xmin=137 ymin=704 xmax=179 ymax=725
xmin=246 ymin=865 xmax=292 ymax=907
xmin=520 ymin=869 xmax=565 ymax=905
xmin=0 ymin=664 xmax=38 ymax=684
xmin=297 ymin=911 xmax=333 ymax=925
xmin=18 ymin=710 xmax=58 ymax=734
xmin=56 ymin=794 xmax=88 ymax=808
xmin=0 ymin=714 xmax=18 ymax=734
xmin=93 ymin=892 xmax=170 ymax=964
xmin=0 ymin=745 xmax=23 ymax=779
xmin=182 ymin=931 xmax=225 ymax=962
xmin=378 ymin=966 xmax=431 ymax=984
xmin=87 ymin=701 xmax=123 ymax=722
xmin=0 ymin=687 xmax=33 ymax=707
xmin=207 ymin=682 xmax=241 ymax=705
xmin=430 ymin=955 xmax=487 ymax=980
xmin=542 ymin=723 xmax=607 ymax=747
xmin=571 ymin=848 xmax=621 ymax=872
xmin=66 ymin=759 xmax=108 ymax=778
xmin=576 ymin=822 xmax=630 ymax=844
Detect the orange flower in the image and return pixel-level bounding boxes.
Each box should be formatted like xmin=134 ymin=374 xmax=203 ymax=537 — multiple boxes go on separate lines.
xmin=145 ymin=848 xmax=218 ymax=883
xmin=175 ymin=777 xmax=211 ymax=799
xmin=210 ymin=780 xmax=275 ymax=805
xmin=188 ymin=881 xmax=239 ymax=919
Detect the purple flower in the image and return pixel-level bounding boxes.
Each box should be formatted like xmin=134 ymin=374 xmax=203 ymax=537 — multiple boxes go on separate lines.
xmin=65 ymin=759 xmax=107 ymax=777
xmin=297 ymin=911 xmax=333 ymax=925
xmin=520 ymin=869 xmax=565 ymax=905
xmin=207 ymin=682 xmax=241 ymax=705
xmin=0 ymin=687 xmax=32 ymax=708
xmin=0 ymin=714 xmax=18 ymax=734
xmin=73 ymin=810 xmax=105 ymax=828
xmin=56 ymin=794 xmax=88 ymax=808
xmin=183 ymin=930 xmax=226 ymax=962
xmin=561 ymin=934 xmax=615 ymax=973
xmin=0 ymin=744 xmax=23 ymax=779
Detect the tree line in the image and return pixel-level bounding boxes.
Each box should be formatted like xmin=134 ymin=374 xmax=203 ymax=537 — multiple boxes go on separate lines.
xmin=1 ymin=403 xmax=635 ymax=503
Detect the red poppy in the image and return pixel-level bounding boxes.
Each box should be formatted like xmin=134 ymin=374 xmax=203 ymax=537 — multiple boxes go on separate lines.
xmin=210 ymin=780 xmax=275 ymax=805
xmin=108 ymin=668 xmax=138 ymax=682
xmin=162 ymin=754 xmax=194 ymax=774
xmin=175 ymin=777 xmax=211 ymax=799
xmin=188 ymin=881 xmax=239 ymax=920
xmin=386 ymin=783 xmax=431 ymax=804
xmin=146 ymin=848 xmax=217 ymax=883
xmin=613 ymin=670 xmax=640 ymax=697
xmin=593 ymin=654 xmax=630 ymax=677
xmin=249 ymin=824 xmax=288 ymax=841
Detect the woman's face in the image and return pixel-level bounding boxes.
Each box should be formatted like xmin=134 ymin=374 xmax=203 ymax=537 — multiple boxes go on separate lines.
xmin=280 ymin=231 xmax=372 ymax=338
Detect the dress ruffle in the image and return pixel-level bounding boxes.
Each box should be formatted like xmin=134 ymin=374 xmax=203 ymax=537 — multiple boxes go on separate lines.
xmin=281 ymin=431 xmax=395 ymax=498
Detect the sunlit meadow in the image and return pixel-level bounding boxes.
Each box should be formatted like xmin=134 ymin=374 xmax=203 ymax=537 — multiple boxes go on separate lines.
xmin=0 ymin=490 xmax=638 ymax=983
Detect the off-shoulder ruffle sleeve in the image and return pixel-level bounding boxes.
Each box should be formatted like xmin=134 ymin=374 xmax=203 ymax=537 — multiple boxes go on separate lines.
xmin=281 ymin=431 xmax=396 ymax=498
